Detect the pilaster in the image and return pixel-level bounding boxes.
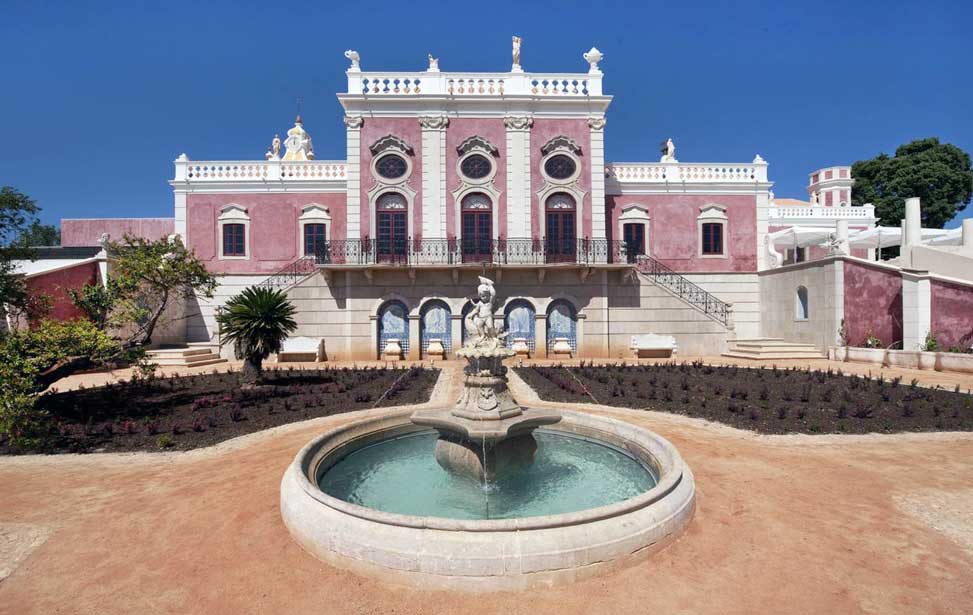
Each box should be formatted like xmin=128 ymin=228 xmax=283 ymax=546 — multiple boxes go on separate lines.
xmin=344 ymin=116 xmax=364 ymax=239
xmin=419 ymin=115 xmax=449 ymax=239
xmin=504 ymin=116 xmax=533 ymax=237
xmin=588 ymin=117 xmax=607 ymax=240
xmin=901 ymin=268 xmax=931 ymax=350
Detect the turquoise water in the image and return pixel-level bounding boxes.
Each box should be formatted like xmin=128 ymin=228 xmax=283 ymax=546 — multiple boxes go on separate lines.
xmin=318 ymin=430 xmax=657 ymax=520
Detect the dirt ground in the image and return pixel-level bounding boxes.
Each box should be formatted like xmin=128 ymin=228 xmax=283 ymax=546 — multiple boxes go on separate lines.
xmin=1 ymin=360 xmax=972 ymax=614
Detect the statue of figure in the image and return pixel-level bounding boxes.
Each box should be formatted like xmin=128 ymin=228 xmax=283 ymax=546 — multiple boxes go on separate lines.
xmin=511 ymin=36 xmax=522 ymax=70
xmin=98 ymin=233 xmax=111 ymax=250
xmin=344 ymin=49 xmax=360 ymax=70
xmin=427 ymin=53 xmax=439 ymax=72
xmin=660 ymin=137 xmax=676 ymax=162
xmin=465 ymin=276 xmax=505 ymax=349
xmin=272 ymin=134 xmax=281 ymax=157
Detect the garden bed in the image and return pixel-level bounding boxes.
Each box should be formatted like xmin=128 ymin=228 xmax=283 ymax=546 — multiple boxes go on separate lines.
xmin=515 ymin=362 xmax=973 ymax=435
xmin=1 ymin=366 xmax=439 ymax=455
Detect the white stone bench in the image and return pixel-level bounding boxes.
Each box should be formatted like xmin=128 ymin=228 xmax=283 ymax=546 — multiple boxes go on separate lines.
xmin=277 ymin=337 xmax=326 ymax=362
xmin=630 ymin=334 xmax=678 ymax=358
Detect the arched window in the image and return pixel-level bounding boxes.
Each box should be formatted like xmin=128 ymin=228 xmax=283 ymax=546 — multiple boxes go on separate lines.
xmin=461 ymin=192 xmax=492 ymax=262
xmin=420 ymin=300 xmax=451 ymax=357
xmin=505 ymin=300 xmax=536 ymax=352
xmin=377 ymin=300 xmax=409 ymax=358
xmin=545 ymin=193 xmax=577 ymax=263
xmin=796 ymin=286 xmax=809 ymax=321
xmin=376 ymin=192 xmax=408 ymax=262
xmin=546 ymin=300 xmax=577 ymax=354
xmin=460 ymin=301 xmax=475 ymax=346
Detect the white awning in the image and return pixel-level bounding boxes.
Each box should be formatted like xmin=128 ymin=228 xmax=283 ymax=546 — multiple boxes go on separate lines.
xmin=770 ymin=225 xmax=963 ymax=249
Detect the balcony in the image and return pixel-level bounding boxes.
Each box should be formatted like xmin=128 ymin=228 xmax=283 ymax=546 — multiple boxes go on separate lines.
xmin=312 ymin=238 xmax=630 ymax=268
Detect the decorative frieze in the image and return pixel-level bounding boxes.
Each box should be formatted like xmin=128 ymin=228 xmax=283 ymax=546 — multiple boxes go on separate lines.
xmin=419 ymin=115 xmax=450 ymax=130
xmin=503 ymin=116 xmax=533 ymax=131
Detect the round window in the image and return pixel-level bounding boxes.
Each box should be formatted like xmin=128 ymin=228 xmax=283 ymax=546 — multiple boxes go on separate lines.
xmin=544 ymin=154 xmax=577 ymax=180
xmin=460 ymin=154 xmax=492 ymax=180
xmin=376 ymin=154 xmax=407 ymax=180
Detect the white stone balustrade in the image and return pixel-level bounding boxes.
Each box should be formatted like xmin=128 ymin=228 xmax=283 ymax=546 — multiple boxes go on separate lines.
xmin=608 ymin=162 xmax=769 ymax=184
xmin=347 ymin=71 xmax=602 ymax=97
xmin=769 ymin=205 xmax=876 ymax=221
xmin=173 ymin=159 xmax=347 ymax=184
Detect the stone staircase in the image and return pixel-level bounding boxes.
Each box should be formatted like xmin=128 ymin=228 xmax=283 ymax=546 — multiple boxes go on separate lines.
xmin=146 ymin=342 xmax=227 ymax=368
xmin=722 ymin=338 xmax=825 ymax=360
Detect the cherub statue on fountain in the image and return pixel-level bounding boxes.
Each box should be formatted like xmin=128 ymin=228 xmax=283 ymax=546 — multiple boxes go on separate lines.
xmin=464 ymin=276 xmax=506 ymax=350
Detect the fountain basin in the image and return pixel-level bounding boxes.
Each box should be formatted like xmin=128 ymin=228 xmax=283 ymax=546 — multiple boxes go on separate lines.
xmin=280 ymin=408 xmax=696 ymax=591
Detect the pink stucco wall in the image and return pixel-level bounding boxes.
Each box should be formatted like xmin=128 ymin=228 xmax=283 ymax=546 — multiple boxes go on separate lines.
xmin=608 ymin=194 xmax=757 ymax=272
xmin=843 ymin=260 xmax=902 ymax=347
xmin=530 ymin=119 xmax=592 ymax=240
xmin=359 ymin=118 xmax=422 ymax=240
xmin=931 ymin=279 xmax=973 ymax=349
xmin=26 ymin=261 xmax=99 ymax=324
xmin=61 ymin=218 xmax=174 ymax=247
xmin=445 ymin=118 xmax=507 ymax=239
xmin=186 ymin=193 xmax=346 ymax=274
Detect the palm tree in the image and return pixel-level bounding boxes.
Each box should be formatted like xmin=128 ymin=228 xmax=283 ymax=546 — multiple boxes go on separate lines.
xmin=217 ymin=287 xmax=297 ymax=385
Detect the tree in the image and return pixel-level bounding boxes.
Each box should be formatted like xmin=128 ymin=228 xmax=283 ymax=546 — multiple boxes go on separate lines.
xmin=16 ymin=220 xmax=60 ymax=247
xmin=217 ymin=287 xmax=297 ymax=385
xmin=852 ymin=137 xmax=973 ymax=229
xmin=0 ymin=187 xmax=39 ymax=318
xmin=106 ymin=235 xmax=217 ymax=347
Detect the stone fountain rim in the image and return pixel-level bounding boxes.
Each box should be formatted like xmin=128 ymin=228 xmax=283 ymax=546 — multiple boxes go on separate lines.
xmin=287 ymin=407 xmax=688 ymax=532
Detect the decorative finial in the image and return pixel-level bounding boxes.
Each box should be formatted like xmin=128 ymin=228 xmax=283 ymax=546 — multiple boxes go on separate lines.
xmin=427 ymin=53 xmax=440 ymax=72
xmin=344 ymin=49 xmax=361 ymax=71
xmin=265 ymin=133 xmax=282 ymax=161
xmin=583 ymin=47 xmax=603 ymax=73
xmin=511 ymin=36 xmax=523 ymax=72
xmin=283 ymin=117 xmax=314 ymax=161
xmin=753 ymin=154 xmax=766 ymax=164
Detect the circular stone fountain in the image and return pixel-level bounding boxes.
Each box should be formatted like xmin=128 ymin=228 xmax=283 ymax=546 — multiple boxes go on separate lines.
xmin=280 ymin=278 xmax=695 ymax=591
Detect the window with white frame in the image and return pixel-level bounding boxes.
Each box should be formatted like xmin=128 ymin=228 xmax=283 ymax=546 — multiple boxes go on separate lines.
xmin=697 ymin=204 xmax=728 ymax=258
xmin=298 ymin=204 xmax=331 ymax=257
xmin=218 ymin=205 xmax=250 ymax=259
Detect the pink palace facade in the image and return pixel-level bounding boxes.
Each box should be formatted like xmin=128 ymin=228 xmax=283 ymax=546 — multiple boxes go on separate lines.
xmin=56 ymin=46 xmax=973 ymax=358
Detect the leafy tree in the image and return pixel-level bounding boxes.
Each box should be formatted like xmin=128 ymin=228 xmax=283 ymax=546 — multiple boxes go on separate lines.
xmin=68 ymin=280 xmax=120 ymax=330
xmin=852 ymin=137 xmax=973 ymax=228
xmin=0 ymin=187 xmax=39 ymax=318
xmin=217 ymin=287 xmax=297 ymax=385
xmin=106 ymin=235 xmax=217 ymax=347
xmin=17 ymin=220 xmax=60 ymax=247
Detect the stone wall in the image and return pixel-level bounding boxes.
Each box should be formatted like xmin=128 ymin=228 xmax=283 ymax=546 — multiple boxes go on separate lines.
xmin=758 ymin=258 xmax=842 ymax=350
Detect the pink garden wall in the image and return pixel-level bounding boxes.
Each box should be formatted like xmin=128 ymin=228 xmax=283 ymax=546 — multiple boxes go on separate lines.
xmin=26 ymin=261 xmax=99 ymax=324
xmin=842 ymin=260 xmax=902 ymax=347
xmin=186 ymin=193 xmax=346 ymax=274
xmin=62 ymin=218 xmax=174 ymax=247
xmin=608 ymin=194 xmax=757 ymax=272
xmin=931 ymin=278 xmax=973 ymax=350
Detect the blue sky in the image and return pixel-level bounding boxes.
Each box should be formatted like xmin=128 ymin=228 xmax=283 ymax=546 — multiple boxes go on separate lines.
xmin=2 ymin=0 xmax=971 ymax=228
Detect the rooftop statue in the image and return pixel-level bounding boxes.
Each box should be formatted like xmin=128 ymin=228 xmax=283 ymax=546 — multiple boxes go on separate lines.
xmin=427 ymin=53 xmax=439 ymax=72
xmin=583 ymin=47 xmax=603 ymax=72
xmin=511 ymin=36 xmax=522 ymax=72
xmin=344 ymin=49 xmax=360 ymax=71
xmin=265 ymin=133 xmax=281 ymax=161
xmin=660 ymin=137 xmax=677 ymax=163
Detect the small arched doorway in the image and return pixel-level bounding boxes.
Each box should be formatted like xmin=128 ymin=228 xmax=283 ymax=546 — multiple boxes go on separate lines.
xmin=546 ymin=300 xmax=577 ymax=354
xmin=420 ymin=300 xmax=452 ymax=357
xmin=377 ymin=300 xmax=409 ymax=358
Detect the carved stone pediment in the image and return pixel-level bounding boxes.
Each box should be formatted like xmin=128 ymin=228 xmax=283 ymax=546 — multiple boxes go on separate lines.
xmin=456 ymin=135 xmax=499 ymax=156
xmin=369 ymin=134 xmax=414 ymax=156
xmin=541 ymin=135 xmax=582 ymax=156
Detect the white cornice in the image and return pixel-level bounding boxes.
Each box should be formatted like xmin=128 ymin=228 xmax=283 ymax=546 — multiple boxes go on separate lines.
xmin=168 ymin=180 xmax=347 ymax=194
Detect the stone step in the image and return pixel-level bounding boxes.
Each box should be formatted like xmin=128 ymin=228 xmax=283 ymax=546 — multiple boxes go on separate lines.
xmin=722 ymin=337 xmax=825 ymax=360
xmin=731 ymin=342 xmax=820 ymax=352
xmin=722 ymin=350 xmax=825 ymax=360
xmin=147 ymin=347 xmax=213 ymax=359
xmin=150 ymin=354 xmax=227 ymax=367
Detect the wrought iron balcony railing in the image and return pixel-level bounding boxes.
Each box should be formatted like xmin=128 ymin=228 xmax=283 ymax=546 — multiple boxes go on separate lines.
xmin=635 ymin=255 xmax=732 ymax=327
xmin=308 ymin=238 xmax=630 ymax=267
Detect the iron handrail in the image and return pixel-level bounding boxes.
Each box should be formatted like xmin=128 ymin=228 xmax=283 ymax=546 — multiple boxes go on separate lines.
xmin=634 ymin=255 xmax=732 ymax=326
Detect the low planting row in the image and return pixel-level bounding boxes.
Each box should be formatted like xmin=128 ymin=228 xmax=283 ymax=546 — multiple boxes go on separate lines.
xmin=514 ymin=361 xmax=973 ymax=435
xmin=1 ymin=366 xmax=438 ymax=455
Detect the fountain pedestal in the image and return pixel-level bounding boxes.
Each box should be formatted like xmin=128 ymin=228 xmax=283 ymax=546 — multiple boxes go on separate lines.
xmin=411 ymin=346 xmax=560 ymax=481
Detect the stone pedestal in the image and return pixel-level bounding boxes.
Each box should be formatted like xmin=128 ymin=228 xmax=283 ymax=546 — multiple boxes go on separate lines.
xmin=383 ymin=339 xmax=403 ymax=362
xmin=410 ymin=344 xmax=560 ymax=481
xmin=550 ymin=337 xmax=573 ymax=359
xmin=511 ymin=338 xmax=530 ymax=358
xmin=425 ymin=339 xmax=446 ymax=360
